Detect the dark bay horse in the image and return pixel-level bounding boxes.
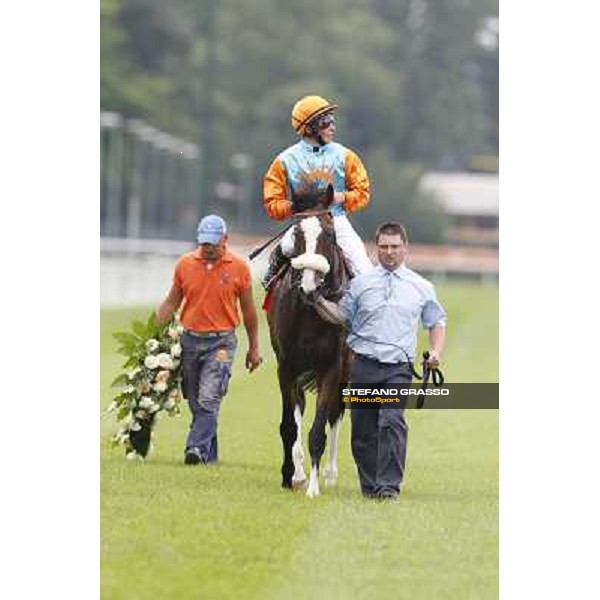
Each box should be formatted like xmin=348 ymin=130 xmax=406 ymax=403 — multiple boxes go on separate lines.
xmin=267 ymin=200 xmax=352 ymax=498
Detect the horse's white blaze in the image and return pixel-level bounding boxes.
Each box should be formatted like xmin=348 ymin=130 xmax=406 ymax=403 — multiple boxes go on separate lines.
xmin=306 ymin=465 xmax=320 ymax=498
xmin=292 ymin=405 xmax=306 ymax=483
xmin=300 ymin=217 xmax=323 ymax=293
xmin=323 ymin=418 xmax=342 ymax=487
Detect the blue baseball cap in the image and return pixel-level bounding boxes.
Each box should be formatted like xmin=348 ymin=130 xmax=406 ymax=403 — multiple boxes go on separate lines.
xmin=197 ymin=215 xmax=227 ymax=245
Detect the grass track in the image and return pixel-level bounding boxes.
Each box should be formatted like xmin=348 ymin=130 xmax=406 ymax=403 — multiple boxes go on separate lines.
xmin=101 ymin=280 xmax=498 ymax=599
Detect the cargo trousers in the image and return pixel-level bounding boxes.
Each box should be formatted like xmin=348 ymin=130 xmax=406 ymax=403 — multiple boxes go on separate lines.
xmin=181 ymin=330 xmax=237 ymax=463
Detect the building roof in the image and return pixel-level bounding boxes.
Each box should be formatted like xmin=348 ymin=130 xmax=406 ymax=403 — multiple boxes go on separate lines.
xmin=420 ymin=172 xmax=499 ymax=217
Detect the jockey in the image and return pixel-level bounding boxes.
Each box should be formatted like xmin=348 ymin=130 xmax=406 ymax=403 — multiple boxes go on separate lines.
xmin=262 ymin=95 xmax=374 ymax=289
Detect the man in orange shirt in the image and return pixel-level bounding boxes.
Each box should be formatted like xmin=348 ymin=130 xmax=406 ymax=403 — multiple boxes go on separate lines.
xmin=157 ymin=215 xmax=263 ymax=465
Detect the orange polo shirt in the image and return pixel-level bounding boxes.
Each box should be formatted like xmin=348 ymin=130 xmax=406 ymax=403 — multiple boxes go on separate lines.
xmin=174 ymin=248 xmax=251 ymax=332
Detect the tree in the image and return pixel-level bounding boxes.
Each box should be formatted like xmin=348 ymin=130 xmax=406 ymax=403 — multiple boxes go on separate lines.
xmin=100 ymin=0 xmax=498 ymax=241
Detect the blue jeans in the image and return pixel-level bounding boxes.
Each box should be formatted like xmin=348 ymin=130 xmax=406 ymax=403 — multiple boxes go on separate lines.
xmin=181 ymin=331 xmax=237 ymax=463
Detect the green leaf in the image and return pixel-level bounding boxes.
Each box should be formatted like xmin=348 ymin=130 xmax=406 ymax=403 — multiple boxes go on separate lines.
xmin=111 ymin=373 xmax=129 ymax=388
xmin=132 ymin=320 xmax=147 ymax=338
xmin=146 ymin=312 xmax=159 ymax=336
xmin=117 ymin=405 xmax=130 ymax=420
xmin=124 ymin=357 xmax=140 ymax=369
xmin=113 ymin=331 xmax=141 ymax=347
xmin=113 ymin=394 xmax=128 ymax=406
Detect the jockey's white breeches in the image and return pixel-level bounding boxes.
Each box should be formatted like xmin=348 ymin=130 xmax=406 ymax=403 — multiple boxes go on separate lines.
xmin=332 ymin=214 xmax=374 ymax=275
xmin=279 ymin=214 xmax=373 ymax=276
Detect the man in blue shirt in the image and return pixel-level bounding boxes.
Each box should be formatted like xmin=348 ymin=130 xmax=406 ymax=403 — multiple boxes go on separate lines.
xmin=324 ymin=221 xmax=447 ymax=499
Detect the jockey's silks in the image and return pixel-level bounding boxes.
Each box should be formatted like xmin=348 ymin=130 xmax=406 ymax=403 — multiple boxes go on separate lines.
xmin=263 ymin=139 xmax=370 ymax=220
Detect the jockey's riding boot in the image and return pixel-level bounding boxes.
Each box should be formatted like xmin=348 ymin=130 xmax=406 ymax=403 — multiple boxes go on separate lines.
xmin=262 ymin=245 xmax=288 ymax=290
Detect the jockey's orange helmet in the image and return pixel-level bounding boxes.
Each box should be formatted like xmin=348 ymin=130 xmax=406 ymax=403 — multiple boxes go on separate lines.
xmin=291 ymin=95 xmax=338 ymax=136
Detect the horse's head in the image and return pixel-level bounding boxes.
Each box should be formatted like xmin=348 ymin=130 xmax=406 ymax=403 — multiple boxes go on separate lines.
xmin=291 ymin=182 xmax=335 ymax=215
xmin=281 ymin=210 xmax=343 ymax=302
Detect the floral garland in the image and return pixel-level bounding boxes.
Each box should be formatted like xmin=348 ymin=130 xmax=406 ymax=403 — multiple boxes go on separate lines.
xmin=107 ymin=312 xmax=184 ymax=460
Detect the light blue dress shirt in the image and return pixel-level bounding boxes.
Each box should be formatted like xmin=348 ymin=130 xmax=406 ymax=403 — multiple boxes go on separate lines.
xmin=338 ymin=264 xmax=447 ymax=364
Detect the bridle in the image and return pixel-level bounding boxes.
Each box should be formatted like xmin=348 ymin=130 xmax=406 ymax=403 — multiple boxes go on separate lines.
xmin=248 ymin=209 xmax=331 ymax=261
xmin=287 ymin=212 xmax=342 ymax=299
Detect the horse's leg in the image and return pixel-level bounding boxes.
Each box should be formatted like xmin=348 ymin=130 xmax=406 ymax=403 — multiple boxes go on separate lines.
xmin=307 ymin=370 xmax=337 ymax=498
xmin=278 ymin=366 xmax=296 ymax=489
xmin=323 ymin=411 xmax=343 ymax=487
xmin=306 ymin=402 xmax=327 ymax=498
xmin=291 ymin=382 xmax=307 ymax=487
xmin=324 ymin=351 xmax=350 ymax=486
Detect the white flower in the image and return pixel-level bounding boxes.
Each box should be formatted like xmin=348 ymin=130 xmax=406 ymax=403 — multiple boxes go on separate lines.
xmin=128 ymin=367 xmax=141 ymax=381
xmin=176 ymin=324 xmax=184 ymax=334
xmin=155 ymin=370 xmax=170 ymax=384
xmin=168 ymin=327 xmax=179 ymax=339
xmin=139 ymin=397 xmax=154 ymax=410
xmin=144 ymin=355 xmax=160 ymax=369
xmin=163 ymin=398 xmax=176 ymax=410
xmin=135 ymin=409 xmax=148 ymax=420
xmin=157 ymin=353 xmax=174 ymax=369
xmin=172 ymin=359 xmax=181 ymax=369
xmin=123 ymin=385 xmax=136 ymax=394
xmin=170 ymin=343 xmax=182 ymax=358
xmin=146 ymin=339 xmax=160 ymax=352
xmin=148 ymin=402 xmax=161 ymax=413
xmin=153 ymin=381 xmax=168 ymax=393
xmin=129 ymin=420 xmax=141 ymax=432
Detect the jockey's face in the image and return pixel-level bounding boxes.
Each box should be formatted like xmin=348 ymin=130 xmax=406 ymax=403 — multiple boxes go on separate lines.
xmin=377 ymin=234 xmax=406 ymax=271
xmin=316 ymin=114 xmax=336 ymax=144
xmin=319 ymin=115 xmax=335 ymax=144
xmin=200 ymin=234 xmax=227 ymax=262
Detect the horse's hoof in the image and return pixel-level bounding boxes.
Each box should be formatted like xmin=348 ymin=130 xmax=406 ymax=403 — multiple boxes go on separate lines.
xmin=323 ymin=465 xmax=338 ymax=487
xmin=292 ymin=478 xmax=307 ymax=491
xmin=306 ymin=485 xmax=320 ymax=499
xmin=125 ymin=451 xmax=144 ymax=463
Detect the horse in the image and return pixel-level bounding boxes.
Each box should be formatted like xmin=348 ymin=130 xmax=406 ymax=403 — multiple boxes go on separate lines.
xmin=266 ymin=192 xmax=352 ymax=498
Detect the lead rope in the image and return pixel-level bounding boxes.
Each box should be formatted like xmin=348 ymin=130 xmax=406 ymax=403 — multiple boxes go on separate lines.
xmin=417 ymin=351 xmax=445 ymax=409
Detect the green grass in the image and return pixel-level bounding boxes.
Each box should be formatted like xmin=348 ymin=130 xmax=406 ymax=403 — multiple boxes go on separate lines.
xmin=101 ymin=280 xmax=498 ymax=599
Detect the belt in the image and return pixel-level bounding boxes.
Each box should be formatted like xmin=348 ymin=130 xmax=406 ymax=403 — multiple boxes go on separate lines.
xmin=184 ymin=329 xmax=234 ymax=338
xmin=355 ymin=354 xmax=410 ymax=366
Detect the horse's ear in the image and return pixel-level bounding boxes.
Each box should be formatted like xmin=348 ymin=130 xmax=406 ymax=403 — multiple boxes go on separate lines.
xmin=325 ymin=184 xmax=334 ymax=208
